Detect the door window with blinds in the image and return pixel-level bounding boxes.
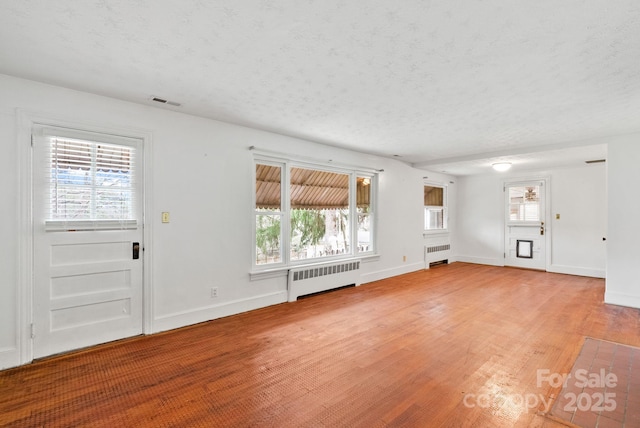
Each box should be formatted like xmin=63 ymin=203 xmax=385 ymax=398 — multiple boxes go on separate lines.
xmin=424 ymin=184 xmax=447 ymax=231
xmin=37 ymin=127 xmax=140 ymax=230
xmin=508 ymin=185 xmax=540 ymax=222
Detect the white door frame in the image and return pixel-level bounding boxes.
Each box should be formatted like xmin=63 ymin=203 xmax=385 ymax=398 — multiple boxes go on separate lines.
xmin=17 ymin=110 xmax=154 ymax=365
xmin=502 ymin=176 xmax=551 ymax=271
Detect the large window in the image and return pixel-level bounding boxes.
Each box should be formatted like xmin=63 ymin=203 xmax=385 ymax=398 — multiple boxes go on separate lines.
xmin=424 ymin=184 xmax=447 ymax=231
xmin=254 ymin=160 xmax=375 ymax=267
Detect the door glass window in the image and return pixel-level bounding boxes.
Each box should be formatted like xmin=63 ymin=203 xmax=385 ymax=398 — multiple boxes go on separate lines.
xmin=509 ymin=185 xmax=540 ymax=222
xmin=48 ymin=137 xmax=136 ymax=221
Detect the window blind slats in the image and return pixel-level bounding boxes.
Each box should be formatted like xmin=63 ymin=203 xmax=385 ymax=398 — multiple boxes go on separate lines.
xmin=47 ymin=136 xmax=136 ymax=223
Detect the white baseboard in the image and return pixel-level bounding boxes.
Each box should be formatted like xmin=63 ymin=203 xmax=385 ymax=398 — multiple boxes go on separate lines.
xmin=455 ymin=256 xmax=504 ymax=267
xmin=455 ymin=258 xmax=606 ymax=279
xmin=153 ymin=291 xmax=287 ymax=333
xmin=360 ymin=262 xmax=424 ymax=284
xmin=548 ymin=264 xmax=606 ymax=278
xmin=604 ymin=291 xmax=640 ymax=309
xmin=0 ymin=347 xmax=20 ymax=371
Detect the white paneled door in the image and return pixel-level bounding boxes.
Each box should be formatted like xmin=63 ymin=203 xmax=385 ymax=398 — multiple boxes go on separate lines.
xmin=32 ymin=126 xmax=144 ymax=359
xmin=504 ymin=180 xmax=547 ymax=271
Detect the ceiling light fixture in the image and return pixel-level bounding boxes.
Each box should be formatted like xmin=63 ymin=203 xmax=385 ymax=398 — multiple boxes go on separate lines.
xmin=492 ymin=162 xmax=512 ymax=172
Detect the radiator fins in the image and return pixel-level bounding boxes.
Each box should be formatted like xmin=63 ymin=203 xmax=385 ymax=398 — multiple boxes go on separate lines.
xmin=292 ymin=261 xmax=360 ymax=281
xmin=426 ymin=244 xmax=450 ymax=254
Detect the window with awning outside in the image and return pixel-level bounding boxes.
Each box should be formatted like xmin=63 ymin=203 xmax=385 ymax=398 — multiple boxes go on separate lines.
xmin=255 ymin=161 xmax=374 ymax=266
xmin=424 ymin=184 xmax=447 ymax=231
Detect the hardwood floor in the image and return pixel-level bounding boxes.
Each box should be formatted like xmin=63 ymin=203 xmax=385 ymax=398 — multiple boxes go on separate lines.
xmin=2 ymin=263 xmax=639 ymax=427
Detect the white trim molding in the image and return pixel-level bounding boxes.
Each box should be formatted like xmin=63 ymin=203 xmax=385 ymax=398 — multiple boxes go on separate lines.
xmin=153 ymin=291 xmax=287 ymax=333
xmin=360 ymin=261 xmax=424 ymax=285
xmin=548 ymin=264 xmax=605 ymax=279
xmin=605 ymin=291 xmax=640 ymax=310
xmin=454 ymin=256 xmax=504 ymax=267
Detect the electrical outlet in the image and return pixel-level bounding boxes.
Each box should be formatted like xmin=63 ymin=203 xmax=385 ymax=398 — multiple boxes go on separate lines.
xmin=403 ymin=255 xmax=407 ymax=262
xmin=211 ymin=287 xmax=218 ymax=298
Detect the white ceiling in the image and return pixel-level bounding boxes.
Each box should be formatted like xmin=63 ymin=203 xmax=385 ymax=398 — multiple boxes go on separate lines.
xmin=1 ymin=1 xmax=639 ymax=174
xmin=420 ymin=143 xmax=608 ymax=176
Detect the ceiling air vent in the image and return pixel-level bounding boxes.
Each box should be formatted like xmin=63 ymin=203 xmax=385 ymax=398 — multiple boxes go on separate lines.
xmin=151 ymin=97 xmax=181 ymax=107
xmin=585 ymin=159 xmax=606 ymax=164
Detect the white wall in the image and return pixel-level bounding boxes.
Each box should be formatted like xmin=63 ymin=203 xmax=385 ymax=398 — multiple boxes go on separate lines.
xmin=0 ymin=107 xmax=18 ymax=359
xmin=606 ymin=138 xmax=640 ymax=308
xmin=454 ymin=163 xmax=607 ymax=277
xmin=0 ymin=74 xmax=452 ymax=369
xmin=454 ymin=174 xmax=504 ymax=266
xmin=550 ymin=164 xmax=607 ymax=277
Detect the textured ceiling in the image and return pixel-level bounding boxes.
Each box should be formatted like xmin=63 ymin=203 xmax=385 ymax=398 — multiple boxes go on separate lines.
xmin=1 ymin=1 xmax=639 ymax=173
xmin=422 ymin=144 xmax=608 ymax=176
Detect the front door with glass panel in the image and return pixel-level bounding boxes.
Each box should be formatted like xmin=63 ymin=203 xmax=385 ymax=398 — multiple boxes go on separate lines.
xmin=32 ymin=126 xmax=144 ymax=359
xmin=504 ymin=180 xmax=547 ymax=270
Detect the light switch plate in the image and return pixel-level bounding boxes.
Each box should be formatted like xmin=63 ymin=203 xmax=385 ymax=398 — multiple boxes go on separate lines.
xmin=162 ymin=212 xmax=170 ymax=223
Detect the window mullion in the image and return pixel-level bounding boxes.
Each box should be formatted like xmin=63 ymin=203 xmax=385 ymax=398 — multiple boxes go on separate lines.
xmin=349 ymin=173 xmax=357 ymax=256
xmin=370 ymin=175 xmax=376 ymax=253
xmin=282 ymin=162 xmax=291 ymax=265
xmin=90 ymin=144 xmax=98 ymax=219
xmin=51 ymin=138 xmax=59 ymax=219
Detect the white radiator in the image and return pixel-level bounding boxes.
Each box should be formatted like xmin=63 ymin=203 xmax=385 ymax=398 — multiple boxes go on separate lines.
xmin=424 ymin=238 xmax=452 ymax=267
xmin=287 ymin=260 xmax=361 ymax=302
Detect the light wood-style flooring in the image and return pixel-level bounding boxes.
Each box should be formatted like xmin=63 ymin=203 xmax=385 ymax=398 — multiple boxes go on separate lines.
xmin=2 ymin=263 xmax=639 ymax=427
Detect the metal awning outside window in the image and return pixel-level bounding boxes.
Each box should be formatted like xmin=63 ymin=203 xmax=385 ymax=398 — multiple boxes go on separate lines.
xmin=256 ymin=164 xmax=370 ymax=210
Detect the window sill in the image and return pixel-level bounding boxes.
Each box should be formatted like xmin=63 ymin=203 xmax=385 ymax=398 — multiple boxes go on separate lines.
xmin=249 ymin=268 xmax=289 ymax=282
xmin=250 ymin=253 xmax=380 ymax=281
xmin=359 ymin=253 xmax=380 ymax=263
xmin=423 ymin=229 xmax=449 ymax=238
